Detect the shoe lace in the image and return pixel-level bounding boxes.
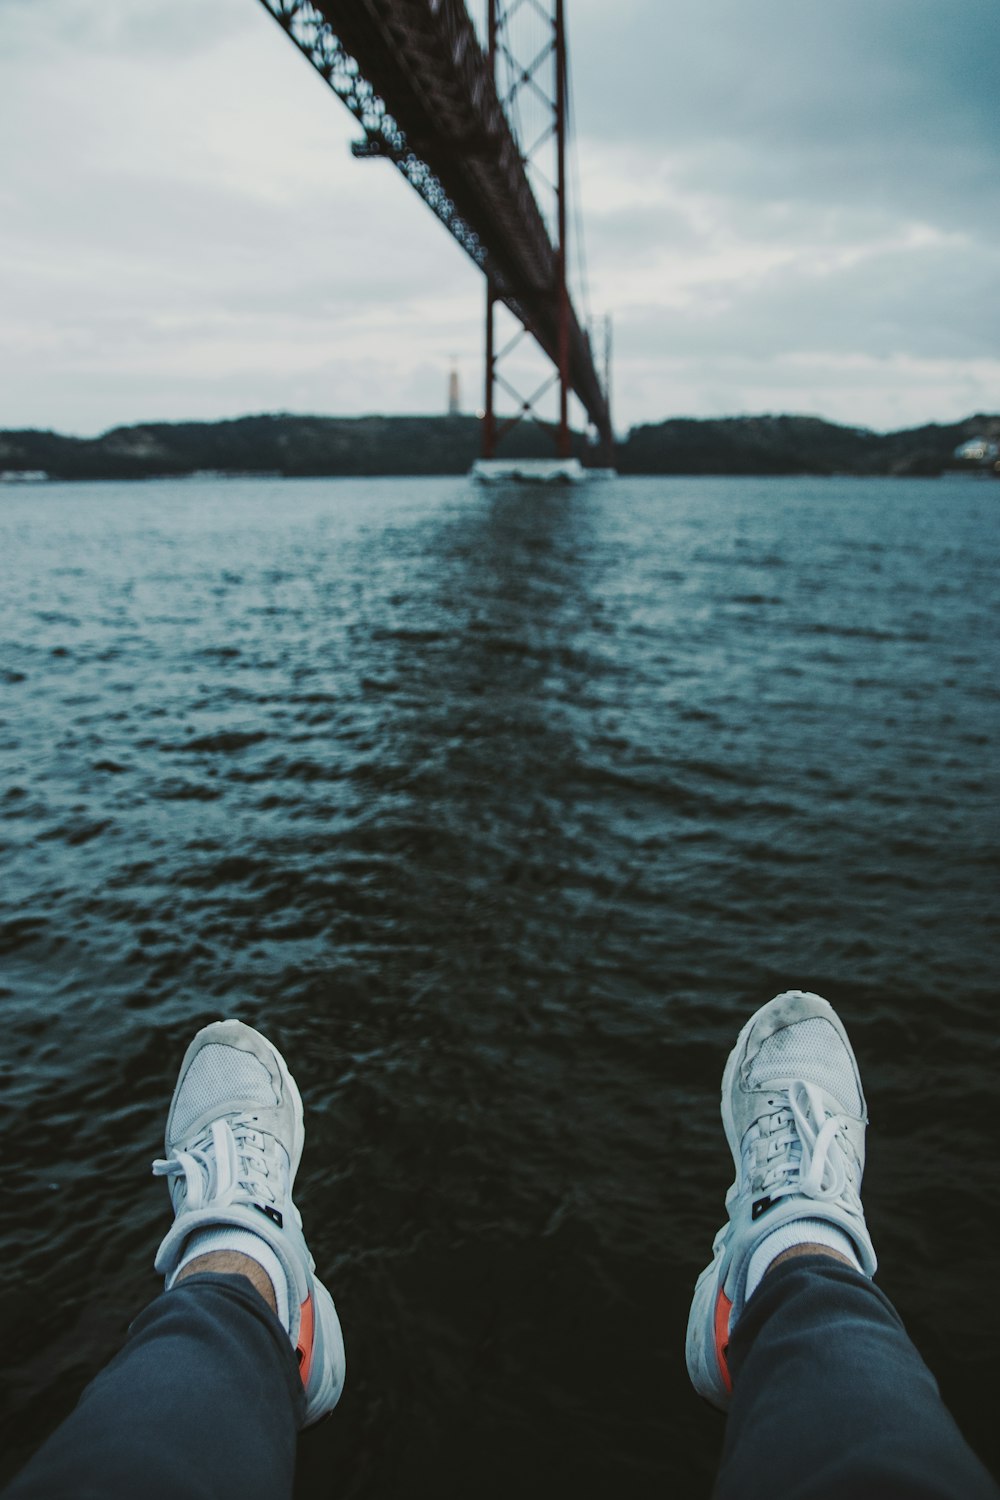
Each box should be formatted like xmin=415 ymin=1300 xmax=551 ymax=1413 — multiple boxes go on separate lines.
xmin=152 ymin=1116 xmax=279 ymax=1209
xmin=744 ymin=1080 xmax=860 ymax=1207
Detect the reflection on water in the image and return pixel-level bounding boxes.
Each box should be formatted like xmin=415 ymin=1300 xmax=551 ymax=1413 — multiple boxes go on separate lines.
xmin=1 ymin=475 xmax=998 ymax=1495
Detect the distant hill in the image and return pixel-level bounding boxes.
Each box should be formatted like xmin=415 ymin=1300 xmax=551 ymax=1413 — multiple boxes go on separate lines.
xmin=617 ymin=413 xmax=1000 ymax=478
xmin=2 ymin=410 xmax=998 ymax=482
xmin=0 ymin=415 xmax=520 ymax=482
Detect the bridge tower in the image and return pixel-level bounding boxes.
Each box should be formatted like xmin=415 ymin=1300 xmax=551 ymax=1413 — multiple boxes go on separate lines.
xmin=482 ymin=0 xmax=573 ymax=463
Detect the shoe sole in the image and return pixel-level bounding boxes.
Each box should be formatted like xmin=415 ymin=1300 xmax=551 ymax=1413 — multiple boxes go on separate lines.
xmin=303 ymin=1277 xmax=347 ymax=1426
xmin=263 ymin=1024 xmax=306 ymax=1183
xmin=685 ymin=1003 xmax=766 ymax=1410
xmin=233 ymin=1023 xmax=346 ymax=1424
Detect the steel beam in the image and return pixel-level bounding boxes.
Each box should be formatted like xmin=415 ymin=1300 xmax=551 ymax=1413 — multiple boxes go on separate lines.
xmin=554 ymin=0 xmax=570 ymax=459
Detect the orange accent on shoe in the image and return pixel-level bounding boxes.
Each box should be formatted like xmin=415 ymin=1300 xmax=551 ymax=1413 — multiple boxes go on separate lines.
xmin=714 ymin=1286 xmax=733 ymax=1394
xmin=296 ymin=1293 xmax=315 ymax=1388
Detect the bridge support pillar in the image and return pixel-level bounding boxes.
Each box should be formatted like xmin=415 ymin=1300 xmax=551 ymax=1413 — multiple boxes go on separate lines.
xmin=479 ymin=0 xmax=575 ymax=463
xmin=483 ymin=282 xmax=497 ymax=461
xmin=555 ymin=0 xmax=570 ymax=461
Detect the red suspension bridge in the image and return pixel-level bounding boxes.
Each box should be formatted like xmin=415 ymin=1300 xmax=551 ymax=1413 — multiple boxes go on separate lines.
xmin=255 ymin=0 xmax=613 ymax=465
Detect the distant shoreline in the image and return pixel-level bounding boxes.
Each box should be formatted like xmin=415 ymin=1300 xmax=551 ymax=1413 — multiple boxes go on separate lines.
xmin=2 ymin=411 xmax=998 ymax=483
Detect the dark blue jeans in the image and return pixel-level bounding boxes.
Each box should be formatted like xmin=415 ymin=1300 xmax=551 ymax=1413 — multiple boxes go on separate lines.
xmin=717 ymin=1255 xmax=999 ymax=1500
xmin=3 ymin=1275 xmax=303 ymax=1500
xmin=5 ymin=1261 xmax=998 ymax=1498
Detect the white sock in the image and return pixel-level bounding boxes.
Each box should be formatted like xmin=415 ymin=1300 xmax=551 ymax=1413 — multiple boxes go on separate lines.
xmin=172 ymin=1227 xmax=291 ymax=1330
xmin=745 ymin=1218 xmax=862 ymax=1301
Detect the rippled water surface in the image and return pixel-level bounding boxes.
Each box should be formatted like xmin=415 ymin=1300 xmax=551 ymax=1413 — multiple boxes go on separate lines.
xmin=1 ymin=474 xmax=998 ymax=1494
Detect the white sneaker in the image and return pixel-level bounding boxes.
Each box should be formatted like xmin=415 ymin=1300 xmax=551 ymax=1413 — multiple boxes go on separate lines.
xmin=152 ymin=1019 xmax=346 ymax=1426
xmin=685 ymin=990 xmax=877 ymax=1410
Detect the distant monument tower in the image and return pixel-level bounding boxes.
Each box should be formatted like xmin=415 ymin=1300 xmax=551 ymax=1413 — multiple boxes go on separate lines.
xmin=447 ymin=361 xmax=461 ymax=417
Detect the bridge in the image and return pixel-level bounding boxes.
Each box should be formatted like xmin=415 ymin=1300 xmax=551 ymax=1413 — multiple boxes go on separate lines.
xmin=255 ymin=0 xmax=613 ymax=463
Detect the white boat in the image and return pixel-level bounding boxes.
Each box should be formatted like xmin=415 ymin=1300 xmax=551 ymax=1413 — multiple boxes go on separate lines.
xmin=470 ymin=457 xmax=614 ymax=484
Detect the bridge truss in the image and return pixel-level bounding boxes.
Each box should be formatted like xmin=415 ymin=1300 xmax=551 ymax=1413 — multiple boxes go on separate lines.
xmin=255 ymin=0 xmax=613 ymax=459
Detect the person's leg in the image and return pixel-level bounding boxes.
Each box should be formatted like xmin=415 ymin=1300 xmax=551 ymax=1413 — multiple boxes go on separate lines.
xmin=717 ymin=1252 xmax=999 ymax=1500
xmin=3 ymin=1272 xmax=301 ymax=1500
xmin=3 ymin=1019 xmax=346 ymax=1498
xmin=686 ymin=990 xmax=998 ymax=1500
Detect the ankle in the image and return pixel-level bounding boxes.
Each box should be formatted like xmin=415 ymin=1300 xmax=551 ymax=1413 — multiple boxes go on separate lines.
xmin=764 ymin=1243 xmax=857 ymax=1280
xmin=175 ymin=1250 xmax=278 ymax=1315
xmin=745 ymin=1215 xmax=863 ymax=1302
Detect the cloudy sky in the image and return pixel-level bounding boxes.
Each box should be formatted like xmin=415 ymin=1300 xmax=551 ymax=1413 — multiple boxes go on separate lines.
xmin=1 ymin=0 xmax=997 ymax=437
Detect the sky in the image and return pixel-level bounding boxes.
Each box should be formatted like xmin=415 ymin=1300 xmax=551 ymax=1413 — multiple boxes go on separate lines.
xmin=1 ymin=0 xmax=998 ymax=437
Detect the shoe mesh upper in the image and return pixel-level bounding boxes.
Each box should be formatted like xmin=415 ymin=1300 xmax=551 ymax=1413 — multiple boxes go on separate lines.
xmin=747 ymin=1018 xmax=861 ymax=1114
xmin=170 ymin=1044 xmax=277 ymax=1143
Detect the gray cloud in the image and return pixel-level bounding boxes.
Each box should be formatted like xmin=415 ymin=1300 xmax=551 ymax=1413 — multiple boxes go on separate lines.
xmin=573 ymin=0 xmax=999 ymax=236
xmin=2 ymin=0 xmax=245 ymax=59
xmin=619 ymin=237 xmax=1000 ymax=364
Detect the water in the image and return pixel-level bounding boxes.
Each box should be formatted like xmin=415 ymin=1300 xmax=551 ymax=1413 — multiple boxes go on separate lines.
xmin=1 ymin=474 xmax=998 ymax=1495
